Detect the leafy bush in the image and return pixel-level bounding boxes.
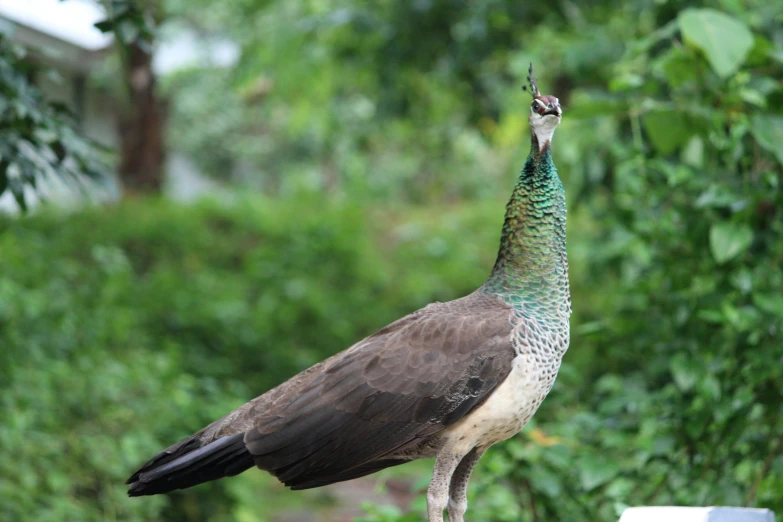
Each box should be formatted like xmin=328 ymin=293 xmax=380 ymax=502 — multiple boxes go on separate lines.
xmin=0 ymin=196 xmax=502 ymax=521
xmin=354 ymin=1 xmax=783 ymax=521
xmin=0 ymin=34 xmax=109 ymax=211
xmin=409 ymin=3 xmax=783 ymax=522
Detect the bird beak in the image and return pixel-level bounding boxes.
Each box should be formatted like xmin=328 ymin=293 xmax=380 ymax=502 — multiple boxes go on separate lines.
xmin=544 ymin=103 xmax=561 ymax=117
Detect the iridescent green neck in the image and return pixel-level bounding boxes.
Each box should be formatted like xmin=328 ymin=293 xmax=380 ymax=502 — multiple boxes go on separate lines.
xmin=481 ymin=135 xmax=569 ymax=315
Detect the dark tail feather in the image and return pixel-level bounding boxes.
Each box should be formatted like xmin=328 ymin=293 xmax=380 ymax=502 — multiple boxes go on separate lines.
xmin=127 ymin=432 xmax=254 ymax=497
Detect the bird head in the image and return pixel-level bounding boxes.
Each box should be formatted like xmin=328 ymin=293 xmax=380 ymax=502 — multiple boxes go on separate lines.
xmin=522 ymin=64 xmax=562 ymax=150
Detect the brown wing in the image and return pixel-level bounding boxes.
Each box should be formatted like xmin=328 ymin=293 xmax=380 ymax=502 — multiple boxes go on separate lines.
xmin=241 ymin=291 xmax=515 ymax=489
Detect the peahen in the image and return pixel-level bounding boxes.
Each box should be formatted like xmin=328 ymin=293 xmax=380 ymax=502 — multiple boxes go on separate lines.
xmin=127 ymin=64 xmax=569 ymax=522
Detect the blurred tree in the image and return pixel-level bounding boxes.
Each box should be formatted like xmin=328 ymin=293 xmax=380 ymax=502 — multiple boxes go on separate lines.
xmin=162 ymin=0 xmax=583 ymax=199
xmin=95 ymin=0 xmax=166 ymax=193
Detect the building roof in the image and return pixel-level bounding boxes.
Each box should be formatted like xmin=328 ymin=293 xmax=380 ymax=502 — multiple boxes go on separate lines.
xmin=0 ymin=0 xmax=239 ymax=76
xmin=0 ymin=0 xmax=111 ymax=51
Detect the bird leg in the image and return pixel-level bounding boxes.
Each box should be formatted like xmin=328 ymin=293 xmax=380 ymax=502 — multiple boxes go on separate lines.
xmin=427 ymin=452 xmax=463 ymax=522
xmin=446 ymin=447 xmax=485 ymax=522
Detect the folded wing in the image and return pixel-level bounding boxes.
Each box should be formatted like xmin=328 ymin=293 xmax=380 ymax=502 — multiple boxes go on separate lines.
xmin=243 ymin=292 xmax=516 ymax=489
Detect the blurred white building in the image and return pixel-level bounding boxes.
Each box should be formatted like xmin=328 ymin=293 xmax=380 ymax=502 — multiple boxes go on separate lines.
xmin=0 ymin=0 xmax=238 ymax=212
xmin=0 ymin=0 xmax=115 ymax=146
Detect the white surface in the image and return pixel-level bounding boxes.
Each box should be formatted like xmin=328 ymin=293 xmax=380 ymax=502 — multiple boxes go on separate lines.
xmin=620 ymin=507 xmax=775 ymax=522
xmin=620 ymin=507 xmax=713 ymax=522
xmin=0 ymin=0 xmax=111 ymax=50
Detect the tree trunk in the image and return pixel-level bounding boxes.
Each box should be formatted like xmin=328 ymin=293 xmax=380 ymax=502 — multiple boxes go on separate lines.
xmin=117 ymin=42 xmax=166 ymax=193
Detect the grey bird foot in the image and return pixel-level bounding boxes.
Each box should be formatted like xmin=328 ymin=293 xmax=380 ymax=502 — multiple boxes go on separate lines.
xmin=446 ymin=498 xmax=467 ymax=522
xmin=427 ymin=492 xmax=448 ymax=522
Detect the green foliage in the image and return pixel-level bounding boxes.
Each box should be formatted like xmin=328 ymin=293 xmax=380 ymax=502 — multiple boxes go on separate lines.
xmin=0 ymin=34 xmax=109 ymax=211
xmin=0 ymin=197 xmax=499 ymax=521
xmin=357 ymin=504 xmax=421 ymax=522
xmin=750 ymin=115 xmax=783 ymax=165
xmin=444 ymin=0 xmax=783 ymax=520
xmin=709 ymin=222 xmax=753 ymax=264
xmin=161 ymin=0 xmax=571 ymax=201
xmin=94 ymin=0 xmax=157 ymax=48
xmin=678 ymin=9 xmax=754 ymax=78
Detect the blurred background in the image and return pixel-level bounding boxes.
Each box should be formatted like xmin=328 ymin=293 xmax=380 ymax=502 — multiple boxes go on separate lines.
xmin=1 ymin=0 xmax=782 ymax=521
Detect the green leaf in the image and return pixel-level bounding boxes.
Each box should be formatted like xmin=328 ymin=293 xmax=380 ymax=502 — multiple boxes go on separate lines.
xmin=670 ymin=354 xmax=699 ymax=392
xmin=681 ymin=136 xmax=704 ymax=168
xmin=697 ymin=309 xmax=724 ymax=323
xmin=678 ymin=9 xmax=753 ymax=77
xmin=605 ymin=478 xmax=634 ymax=499
xmin=698 ymin=374 xmax=721 ymax=400
xmin=531 ymin=468 xmax=563 ymax=497
xmin=93 ymin=20 xmax=116 ymax=33
xmin=709 ymin=222 xmax=753 ymax=264
xmin=750 ymin=115 xmax=783 ymax=166
xmin=753 ymin=294 xmax=783 ymax=319
xmin=578 ymin=455 xmax=620 ymax=491
xmin=695 ymin=184 xmax=742 ymax=208
xmin=642 ymin=110 xmax=692 ymax=154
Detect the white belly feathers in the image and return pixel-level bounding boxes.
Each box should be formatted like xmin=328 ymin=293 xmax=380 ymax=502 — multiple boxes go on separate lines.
xmin=441 ymin=349 xmax=561 ymax=455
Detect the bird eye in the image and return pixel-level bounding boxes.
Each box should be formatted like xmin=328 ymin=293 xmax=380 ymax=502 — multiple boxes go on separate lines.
xmin=531 ymin=101 xmax=540 ymax=110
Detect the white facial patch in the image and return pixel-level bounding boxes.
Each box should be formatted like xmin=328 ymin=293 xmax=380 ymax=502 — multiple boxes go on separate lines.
xmin=530 ymin=114 xmax=560 ymax=150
